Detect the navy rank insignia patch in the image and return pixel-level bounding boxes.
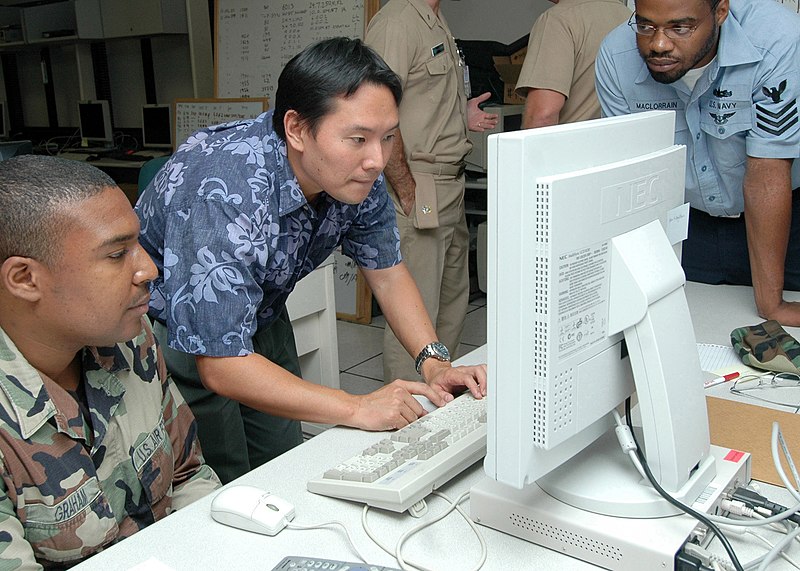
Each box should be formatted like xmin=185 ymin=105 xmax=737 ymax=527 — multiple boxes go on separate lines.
xmin=762 ymin=80 xmax=787 ymax=104
xmin=756 ymin=79 xmax=798 ymax=136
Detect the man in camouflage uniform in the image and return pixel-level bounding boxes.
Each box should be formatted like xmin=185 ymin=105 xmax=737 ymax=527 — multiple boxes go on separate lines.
xmin=0 ymin=156 xmax=220 ymax=569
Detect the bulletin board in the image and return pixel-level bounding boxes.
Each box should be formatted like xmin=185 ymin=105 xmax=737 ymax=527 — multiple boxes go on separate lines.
xmin=173 ymin=98 xmax=269 ymax=147
xmin=214 ymin=0 xmax=380 ymax=102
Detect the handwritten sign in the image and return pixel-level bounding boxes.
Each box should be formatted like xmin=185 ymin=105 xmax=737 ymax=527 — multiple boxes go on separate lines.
xmin=332 ymin=248 xmax=372 ymax=323
xmin=173 ymin=98 xmax=269 ymax=147
xmin=214 ymin=0 xmax=378 ymax=101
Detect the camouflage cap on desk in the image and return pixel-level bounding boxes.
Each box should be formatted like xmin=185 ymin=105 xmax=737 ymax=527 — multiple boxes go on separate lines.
xmin=731 ymin=319 xmax=800 ymax=374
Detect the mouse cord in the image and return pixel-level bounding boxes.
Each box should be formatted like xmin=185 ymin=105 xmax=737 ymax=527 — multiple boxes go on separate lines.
xmin=361 ymin=490 xmax=488 ymax=571
xmin=286 ymin=520 xmax=370 ymax=564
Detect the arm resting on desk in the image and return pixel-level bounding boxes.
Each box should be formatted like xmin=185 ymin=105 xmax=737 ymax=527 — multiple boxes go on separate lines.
xmin=743 ymin=157 xmax=800 ymax=325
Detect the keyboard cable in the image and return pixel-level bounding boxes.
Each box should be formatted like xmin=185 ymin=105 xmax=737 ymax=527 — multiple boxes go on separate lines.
xmin=361 ymin=489 xmax=488 ymax=571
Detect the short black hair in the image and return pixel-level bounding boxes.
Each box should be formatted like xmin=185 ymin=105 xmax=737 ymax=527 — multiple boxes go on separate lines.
xmin=272 ymin=37 xmax=402 ymax=139
xmin=0 ymin=155 xmax=115 ymax=265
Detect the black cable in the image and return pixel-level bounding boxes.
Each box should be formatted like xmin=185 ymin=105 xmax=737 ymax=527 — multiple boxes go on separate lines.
xmin=675 ymin=545 xmax=714 ymax=571
xmin=731 ymin=487 xmax=800 ymax=525
xmin=624 ymin=399 xmax=744 ymax=571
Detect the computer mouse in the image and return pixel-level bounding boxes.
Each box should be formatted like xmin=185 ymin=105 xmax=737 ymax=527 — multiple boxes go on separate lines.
xmin=210 ymin=485 xmax=295 ymax=535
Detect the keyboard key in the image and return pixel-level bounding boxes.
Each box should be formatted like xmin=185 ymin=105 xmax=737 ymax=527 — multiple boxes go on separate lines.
xmin=307 ymin=392 xmax=486 ymax=514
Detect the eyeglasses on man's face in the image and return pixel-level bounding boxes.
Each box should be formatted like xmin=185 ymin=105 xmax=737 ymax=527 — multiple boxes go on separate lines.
xmin=627 ymin=6 xmax=717 ymax=40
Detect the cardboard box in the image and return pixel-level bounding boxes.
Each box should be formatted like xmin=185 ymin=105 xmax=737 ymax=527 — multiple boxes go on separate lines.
xmin=706 ymin=395 xmax=800 ymax=486
xmin=493 ymin=45 xmax=527 ymax=105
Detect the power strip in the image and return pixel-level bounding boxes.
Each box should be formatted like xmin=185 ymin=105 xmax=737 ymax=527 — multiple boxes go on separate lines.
xmin=470 ymin=444 xmax=751 ymax=571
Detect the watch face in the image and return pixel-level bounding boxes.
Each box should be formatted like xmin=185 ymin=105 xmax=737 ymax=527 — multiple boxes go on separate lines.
xmin=431 ymin=341 xmax=450 ymax=360
xmin=415 ymin=342 xmax=451 ymax=374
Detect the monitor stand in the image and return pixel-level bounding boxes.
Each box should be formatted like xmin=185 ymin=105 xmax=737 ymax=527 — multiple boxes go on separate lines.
xmin=470 ymin=444 xmax=750 ymax=570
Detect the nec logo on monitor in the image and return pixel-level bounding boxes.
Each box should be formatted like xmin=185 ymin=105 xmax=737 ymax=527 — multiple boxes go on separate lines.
xmin=601 ymin=169 xmax=667 ymax=223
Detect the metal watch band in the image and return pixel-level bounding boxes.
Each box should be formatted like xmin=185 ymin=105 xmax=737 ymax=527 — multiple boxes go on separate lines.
xmin=414 ymin=341 xmax=451 ymax=375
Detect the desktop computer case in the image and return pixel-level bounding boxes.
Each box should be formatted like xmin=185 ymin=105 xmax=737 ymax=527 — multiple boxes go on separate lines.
xmin=470 ymin=445 xmax=750 ymax=570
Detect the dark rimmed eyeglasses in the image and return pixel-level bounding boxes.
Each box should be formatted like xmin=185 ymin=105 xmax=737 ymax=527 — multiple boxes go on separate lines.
xmin=627 ymin=5 xmax=717 ymax=40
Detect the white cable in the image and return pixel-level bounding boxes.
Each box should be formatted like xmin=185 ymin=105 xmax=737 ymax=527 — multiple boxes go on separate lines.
xmin=707 ymin=503 xmax=800 ymax=528
xmin=286 ymin=520 xmax=371 ymax=564
xmin=772 ymin=422 xmax=800 ymax=504
xmin=756 ymin=521 xmax=800 ymax=571
xmin=395 ymin=491 xmax=487 ymax=571
xmin=746 ymin=528 xmax=800 ymax=570
xmin=777 ymin=422 xmax=800 ymax=491
xmin=362 ymin=505 xmax=427 ymax=571
xmin=613 ymin=410 xmax=792 ymax=534
xmin=362 ymin=491 xmax=487 ymax=571
xmin=611 ymin=410 xmax=647 ymax=480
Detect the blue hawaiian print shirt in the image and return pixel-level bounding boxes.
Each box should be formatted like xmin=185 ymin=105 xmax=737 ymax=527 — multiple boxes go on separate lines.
xmin=135 ymin=111 xmax=401 ymax=357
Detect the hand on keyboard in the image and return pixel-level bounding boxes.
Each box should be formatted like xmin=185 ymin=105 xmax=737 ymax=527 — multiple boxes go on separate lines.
xmin=308 ymin=392 xmax=487 ymax=515
xmin=423 ymin=362 xmax=488 ymax=401
xmin=351 ymin=379 xmax=449 ymax=431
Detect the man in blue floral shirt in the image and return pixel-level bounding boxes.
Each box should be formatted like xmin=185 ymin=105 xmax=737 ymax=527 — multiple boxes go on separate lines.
xmin=136 ymin=38 xmax=487 ymax=483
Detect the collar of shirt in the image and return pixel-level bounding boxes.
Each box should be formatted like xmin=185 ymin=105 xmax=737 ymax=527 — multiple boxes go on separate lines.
xmin=405 ymin=0 xmax=444 ymax=30
xmin=0 ymin=324 xmax=136 ymax=439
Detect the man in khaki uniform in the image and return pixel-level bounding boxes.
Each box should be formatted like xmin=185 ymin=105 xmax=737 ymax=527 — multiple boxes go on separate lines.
xmin=516 ymin=0 xmax=631 ymax=128
xmin=366 ymin=0 xmax=498 ymax=382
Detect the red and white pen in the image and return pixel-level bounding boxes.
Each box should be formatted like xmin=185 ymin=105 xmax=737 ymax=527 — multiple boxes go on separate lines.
xmin=704 ymin=371 xmax=740 ymax=389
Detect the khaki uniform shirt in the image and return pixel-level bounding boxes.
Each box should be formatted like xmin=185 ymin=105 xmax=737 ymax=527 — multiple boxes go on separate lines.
xmin=516 ymin=0 xmax=631 ymax=124
xmin=366 ymin=0 xmax=471 ymax=167
xmin=0 ymin=318 xmax=220 ymax=569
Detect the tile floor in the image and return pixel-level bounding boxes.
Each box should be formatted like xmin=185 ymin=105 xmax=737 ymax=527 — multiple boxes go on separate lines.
xmin=335 ymin=294 xmax=487 ymax=394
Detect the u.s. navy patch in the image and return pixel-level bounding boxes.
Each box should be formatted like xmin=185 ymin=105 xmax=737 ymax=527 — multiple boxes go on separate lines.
xmin=756 ymin=79 xmax=798 ymax=136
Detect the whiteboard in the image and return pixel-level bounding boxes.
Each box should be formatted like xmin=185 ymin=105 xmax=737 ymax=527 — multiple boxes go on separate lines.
xmin=173 ymin=98 xmax=269 ymax=146
xmin=214 ymin=0 xmax=378 ymax=102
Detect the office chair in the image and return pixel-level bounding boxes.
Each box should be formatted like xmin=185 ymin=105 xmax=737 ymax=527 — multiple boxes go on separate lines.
xmin=137 ymin=156 xmax=170 ymax=196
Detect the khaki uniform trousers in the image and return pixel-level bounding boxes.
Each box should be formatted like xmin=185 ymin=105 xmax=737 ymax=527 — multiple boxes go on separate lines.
xmin=382 ymin=173 xmax=470 ymax=382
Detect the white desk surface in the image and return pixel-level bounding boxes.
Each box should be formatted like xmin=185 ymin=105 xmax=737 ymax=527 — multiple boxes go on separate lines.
xmin=74 ymin=282 xmax=800 ymax=571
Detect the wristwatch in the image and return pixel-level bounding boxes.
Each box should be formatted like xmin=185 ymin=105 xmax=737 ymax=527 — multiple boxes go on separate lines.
xmin=415 ymin=341 xmax=451 ymax=376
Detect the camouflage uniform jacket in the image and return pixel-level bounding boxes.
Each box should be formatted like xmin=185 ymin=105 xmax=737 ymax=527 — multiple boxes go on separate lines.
xmin=0 ymin=318 xmax=220 ymax=570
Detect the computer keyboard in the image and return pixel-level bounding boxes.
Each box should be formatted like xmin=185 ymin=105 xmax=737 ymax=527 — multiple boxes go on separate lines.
xmin=307 ymin=392 xmax=487 ymax=515
xmin=105 ymin=151 xmax=149 ymax=162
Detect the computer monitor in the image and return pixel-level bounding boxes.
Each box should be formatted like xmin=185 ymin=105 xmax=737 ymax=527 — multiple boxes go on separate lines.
xmin=142 ymin=104 xmax=173 ymax=150
xmin=476 ymin=111 xmax=717 ymax=525
xmin=78 ymin=100 xmax=113 ymax=148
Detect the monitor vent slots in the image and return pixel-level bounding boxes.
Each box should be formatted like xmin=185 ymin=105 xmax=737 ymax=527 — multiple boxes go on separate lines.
xmin=552 ymin=370 xmax=574 ymax=433
xmin=508 ymin=514 xmax=623 ymax=563
xmin=532 ymin=183 xmax=552 ymax=446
